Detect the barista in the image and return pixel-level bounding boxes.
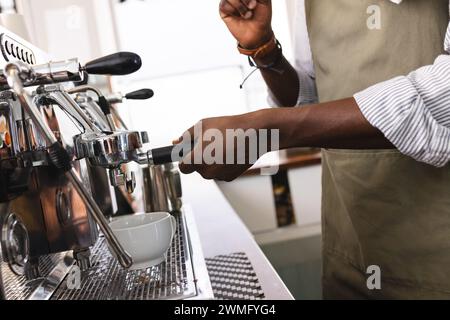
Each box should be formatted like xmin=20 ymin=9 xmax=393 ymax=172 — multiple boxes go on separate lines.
xmin=178 ymin=0 xmax=450 ymax=299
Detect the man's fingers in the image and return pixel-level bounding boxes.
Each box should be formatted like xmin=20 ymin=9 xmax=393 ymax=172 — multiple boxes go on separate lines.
xmin=220 ymin=0 xmax=240 ymax=18
xmin=179 ymin=142 xmax=202 ymax=175
xmin=228 ymin=0 xmax=251 ymax=17
xmin=220 ymin=0 xmax=251 ymax=19
xmin=240 ymin=0 xmax=255 ymax=18
xmin=179 ymin=151 xmax=196 ymax=174
xmin=242 ymin=0 xmax=257 ymax=10
xmin=179 ymin=163 xmax=195 ymax=175
xmin=187 ymin=125 xmax=195 ymax=140
xmin=175 ymin=124 xmax=196 ymax=147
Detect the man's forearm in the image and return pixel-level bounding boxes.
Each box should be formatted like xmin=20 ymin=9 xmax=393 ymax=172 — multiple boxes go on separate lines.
xmin=258 ymin=97 xmax=394 ymax=150
xmin=178 ymin=97 xmax=394 ymax=180
xmin=255 ymin=52 xmax=300 ymax=107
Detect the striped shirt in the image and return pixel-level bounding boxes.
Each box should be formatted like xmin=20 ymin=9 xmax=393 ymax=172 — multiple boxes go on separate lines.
xmin=269 ymin=1 xmax=450 ymax=167
xmin=355 ymin=23 xmax=450 ymax=167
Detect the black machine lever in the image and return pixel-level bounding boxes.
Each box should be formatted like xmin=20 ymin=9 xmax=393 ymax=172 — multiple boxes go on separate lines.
xmin=125 ymin=89 xmax=154 ymax=100
xmin=0 ymin=52 xmax=142 ymax=90
xmin=106 ymin=88 xmax=154 ymax=105
xmin=83 ymin=52 xmax=142 ymax=76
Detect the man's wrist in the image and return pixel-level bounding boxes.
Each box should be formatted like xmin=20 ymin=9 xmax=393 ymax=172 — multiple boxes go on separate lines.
xmin=249 ymin=108 xmax=288 ymax=150
xmin=256 ymin=107 xmax=302 ymax=150
xmin=239 ymin=29 xmax=274 ymax=50
xmin=253 ymin=44 xmax=282 ymax=66
xmin=238 ymin=30 xmax=281 ymax=62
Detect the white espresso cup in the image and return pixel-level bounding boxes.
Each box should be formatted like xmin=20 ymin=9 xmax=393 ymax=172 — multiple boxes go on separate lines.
xmin=109 ymin=212 xmax=177 ymax=270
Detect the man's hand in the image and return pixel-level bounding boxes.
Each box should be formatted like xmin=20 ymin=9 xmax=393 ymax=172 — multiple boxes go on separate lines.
xmin=220 ymin=0 xmax=300 ymax=107
xmin=177 ymin=112 xmax=270 ymax=182
xmin=220 ymin=0 xmax=273 ymax=49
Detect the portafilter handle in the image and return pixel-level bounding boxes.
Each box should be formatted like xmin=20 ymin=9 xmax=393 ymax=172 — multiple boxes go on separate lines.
xmin=4 ymin=62 xmax=133 ymax=269
xmin=144 ymin=144 xmax=192 ymax=166
xmin=149 ymin=146 xmax=180 ymax=166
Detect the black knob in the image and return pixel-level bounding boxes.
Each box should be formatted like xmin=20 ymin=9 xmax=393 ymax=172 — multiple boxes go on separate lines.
xmin=125 ymin=89 xmax=154 ymax=100
xmin=84 ymin=52 xmax=142 ymax=76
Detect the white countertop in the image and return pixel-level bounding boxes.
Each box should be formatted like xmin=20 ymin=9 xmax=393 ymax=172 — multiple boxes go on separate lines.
xmin=182 ymin=173 xmax=294 ymax=300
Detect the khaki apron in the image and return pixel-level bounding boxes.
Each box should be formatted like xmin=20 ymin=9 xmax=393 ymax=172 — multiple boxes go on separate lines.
xmin=305 ymin=0 xmax=450 ymax=299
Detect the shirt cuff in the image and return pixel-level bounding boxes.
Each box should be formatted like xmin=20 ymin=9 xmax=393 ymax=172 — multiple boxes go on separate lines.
xmin=267 ymin=65 xmax=318 ymax=107
xmin=354 ymin=76 xmax=450 ymax=167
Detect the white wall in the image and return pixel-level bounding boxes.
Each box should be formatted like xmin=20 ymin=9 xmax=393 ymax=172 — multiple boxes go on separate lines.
xmin=113 ymin=0 xmax=293 ymax=81
xmin=16 ymin=0 xmax=118 ymax=62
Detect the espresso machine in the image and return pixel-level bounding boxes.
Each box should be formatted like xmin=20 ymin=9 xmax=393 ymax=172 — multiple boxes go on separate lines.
xmin=0 ymin=26 xmax=213 ymax=300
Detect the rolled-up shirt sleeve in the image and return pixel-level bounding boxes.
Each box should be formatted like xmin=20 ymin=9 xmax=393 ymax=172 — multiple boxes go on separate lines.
xmin=267 ymin=64 xmax=318 ymax=107
xmin=354 ymin=23 xmax=450 ymax=167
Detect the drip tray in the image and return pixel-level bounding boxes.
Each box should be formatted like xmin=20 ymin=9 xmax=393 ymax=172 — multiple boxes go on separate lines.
xmin=51 ymin=210 xmax=213 ymax=300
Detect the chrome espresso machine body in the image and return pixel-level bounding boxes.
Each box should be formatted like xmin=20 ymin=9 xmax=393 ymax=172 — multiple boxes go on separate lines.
xmin=0 ymin=27 xmax=213 ymax=300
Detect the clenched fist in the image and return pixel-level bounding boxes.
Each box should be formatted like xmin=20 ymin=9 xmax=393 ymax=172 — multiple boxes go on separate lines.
xmin=219 ymin=0 xmax=273 ymax=49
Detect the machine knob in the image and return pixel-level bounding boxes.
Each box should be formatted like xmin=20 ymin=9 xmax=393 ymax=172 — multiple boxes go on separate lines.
xmin=125 ymin=89 xmax=154 ymax=100
xmin=83 ymin=52 xmax=142 ymax=76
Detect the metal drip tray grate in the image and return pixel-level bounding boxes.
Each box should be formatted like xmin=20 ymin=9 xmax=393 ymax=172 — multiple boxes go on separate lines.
xmin=1 ymin=252 xmax=66 ymax=300
xmin=51 ymin=212 xmax=199 ymax=300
